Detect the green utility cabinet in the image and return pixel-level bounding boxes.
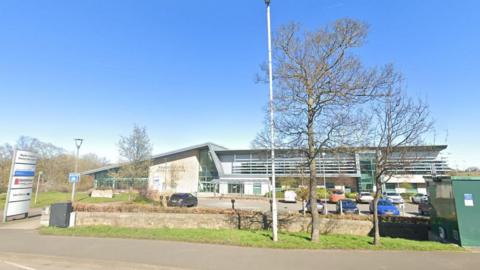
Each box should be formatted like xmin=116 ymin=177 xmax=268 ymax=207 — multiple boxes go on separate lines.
xmin=428 ymin=177 xmax=480 ymax=247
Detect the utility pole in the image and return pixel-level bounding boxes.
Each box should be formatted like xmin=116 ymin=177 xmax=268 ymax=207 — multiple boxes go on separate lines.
xmin=264 ymin=0 xmax=278 ymax=242
xmin=34 ymin=171 xmax=43 ymax=205
xmin=72 ymin=138 xmax=83 ymax=202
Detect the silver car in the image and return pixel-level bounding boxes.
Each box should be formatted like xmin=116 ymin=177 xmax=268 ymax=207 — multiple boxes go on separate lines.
xmin=411 ymin=193 xmax=428 ymax=204
xmin=383 ymin=192 xmax=405 ymax=204
xmin=305 ymin=200 xmax=325 ymax=213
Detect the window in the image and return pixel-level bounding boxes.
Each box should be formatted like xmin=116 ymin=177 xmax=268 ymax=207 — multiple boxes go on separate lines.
xmin=253 ymin=183 xmax=262 ymax=195
xmin=228 ymin=184 xmax=244 ymax=194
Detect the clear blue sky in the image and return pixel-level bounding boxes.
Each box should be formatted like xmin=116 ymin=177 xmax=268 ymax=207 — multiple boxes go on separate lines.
xmin=0 ymin=0 xmax=478 ymax=168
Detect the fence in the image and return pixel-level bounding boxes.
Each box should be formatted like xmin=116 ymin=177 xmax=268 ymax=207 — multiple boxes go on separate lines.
xmin=93 ymin=178 xmax=148 ymax=190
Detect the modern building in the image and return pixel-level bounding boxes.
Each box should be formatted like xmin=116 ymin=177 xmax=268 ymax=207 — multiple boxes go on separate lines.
xmin=83 ymin=142 xmax=450 ymax=196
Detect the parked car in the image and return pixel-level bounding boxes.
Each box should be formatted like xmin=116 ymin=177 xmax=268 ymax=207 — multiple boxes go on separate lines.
xmin=382 ymin=192 xmax=405 ymax=204
xmin=411 ymin=193 xmax=428 ymax=204
xmin=336 ymin=200 xmax=359 ymax=214
xmin=356 ymin=192 xmax=374 ymax=203
xmin=167 ymin=193 xmax=198 ymax=207
xmin=305 ymin=199 xmax=325 ymax=213
xmin=283 ymin=190 xmax=297 ymax=203
xmin=370 ymin=199 xmax=400 ymax=216
xmin=418 ymin=198 xmax=432 ymax=216
xmin=329 ymin=190 xmax=346 ymax=203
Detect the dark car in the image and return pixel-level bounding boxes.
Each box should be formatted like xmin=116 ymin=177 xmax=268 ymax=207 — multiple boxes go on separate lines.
xmin=336 ymin=199 xmax=359 ymax=214
xmin=167 ymin=193 xmax=198 ymax=207
xmin=418 ymin=198 xmax=432 ymax=216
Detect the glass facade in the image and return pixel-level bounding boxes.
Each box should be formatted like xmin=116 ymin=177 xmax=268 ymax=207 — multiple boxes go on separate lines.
xmin=228 ymin=183 xmax=244 ymax=194
xmin=359 ymin=155 xmax=375 ymax=192
xmin=198 ymin=149 xmax=219 ymax=192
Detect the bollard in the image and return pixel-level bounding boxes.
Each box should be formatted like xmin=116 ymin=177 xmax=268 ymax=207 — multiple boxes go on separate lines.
xmin=231 ymin=199 xmax=236 ymax=210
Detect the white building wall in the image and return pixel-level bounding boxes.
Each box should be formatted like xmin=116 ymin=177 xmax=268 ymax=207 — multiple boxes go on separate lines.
xmin=149 ymin=152 xmax=199 ymax=194
xmin=244 ymin=183 xmax=254 ymax=195
xmin=219 ymin=183 xmax=228 ymax=194
xmin=261 ymin=183 xmax=270 ymax=195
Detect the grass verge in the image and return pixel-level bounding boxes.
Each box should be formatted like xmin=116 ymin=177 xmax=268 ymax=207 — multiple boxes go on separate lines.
xmin=0 ymin=192 xmax=131 ymax=210
xmin=39 ymin=226 xmax=463 ymax=251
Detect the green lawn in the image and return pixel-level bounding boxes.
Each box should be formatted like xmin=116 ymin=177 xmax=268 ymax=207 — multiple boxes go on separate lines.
xmin=0 ymin=192 xmax=131 ymax=209
xmin=39 ymin=226 xmax=463 ymax=252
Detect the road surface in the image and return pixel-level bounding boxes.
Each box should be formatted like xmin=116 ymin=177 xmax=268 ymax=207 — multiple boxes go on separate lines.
xmin=0 ymin=219 xmax=478 ymax=270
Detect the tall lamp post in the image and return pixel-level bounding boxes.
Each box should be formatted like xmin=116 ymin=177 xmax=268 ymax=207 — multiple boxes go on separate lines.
xmin=72 ymin=138 xmax=83 ymax=202
xmin=264 ymin=0 xmax=278 ymax=242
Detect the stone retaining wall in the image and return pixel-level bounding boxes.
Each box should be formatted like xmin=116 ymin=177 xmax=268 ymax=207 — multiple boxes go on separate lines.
xmin=75 ymin=211 xmax=373 ymax=235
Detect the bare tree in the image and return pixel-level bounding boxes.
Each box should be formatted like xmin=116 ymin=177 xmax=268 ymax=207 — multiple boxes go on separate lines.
xmin=255 ymin=19 xmax=397 ymax=242
xmin=368 ymin=89 xmax=433 ymax=246
xmin=111 ymin=125 xmax=153 ymax=200
xmin=0 ymin=137 xmax=108 ymax=193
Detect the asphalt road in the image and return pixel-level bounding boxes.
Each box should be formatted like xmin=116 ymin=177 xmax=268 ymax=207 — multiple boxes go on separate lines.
xmin=0 ymin=227 xmax=479 ymax=270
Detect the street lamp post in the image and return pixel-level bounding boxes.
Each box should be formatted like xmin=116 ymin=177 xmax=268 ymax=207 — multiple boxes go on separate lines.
xmin=264 ymin=0 xmax=278 ymax=242
xmin=72 ymin=138 xmax=83 ymax=202
xmin=322 ymin=152 xmax=327 ymax=214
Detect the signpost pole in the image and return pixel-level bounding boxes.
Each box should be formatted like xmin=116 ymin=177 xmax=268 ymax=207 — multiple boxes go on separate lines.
xmin=71 ymin=139 xmax=83 ymax=203
xmin=34 ymin=171 xmax=43 ymax=205
xmin=3 ymin=150 xmax=17 ymax=223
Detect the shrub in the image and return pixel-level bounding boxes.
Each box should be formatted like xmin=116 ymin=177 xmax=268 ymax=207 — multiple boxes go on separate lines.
xmin=264 ymin=191 xmax=284 ymax=199
xmin=346 ymin=192 xmax=357 ymax=199
xmin=296 ymin=187 xmax=309 ymax=201
xmin=316 ymin=188 xmax=330 ymax=200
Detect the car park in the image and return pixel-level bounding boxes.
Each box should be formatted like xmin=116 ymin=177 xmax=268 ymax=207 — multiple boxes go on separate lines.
xmin=336 ymin=199 xmax=359 ymax=214
xmin=329 ymin=190 xmax=346 ymax=203
xmin=356 ymin=192 xmax=374 ymax=203
xmin=411 ymin=193 xmax=428 ymax=204
xmin=370 ymin=199 xmax=400 ymax=216
xmin=167 ymin=193 xmax=198 ymax=207
xmin=283 ymin=190 xmax=297 ymax=203
xmin=305 ymin=199 xmax=325 ymax=213
xmin=382 ymin=192 xmax=405 ymax=204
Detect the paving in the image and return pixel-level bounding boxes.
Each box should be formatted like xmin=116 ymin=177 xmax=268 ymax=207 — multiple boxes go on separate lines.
xmin=198 ymin=197 xmax=421 ymax=216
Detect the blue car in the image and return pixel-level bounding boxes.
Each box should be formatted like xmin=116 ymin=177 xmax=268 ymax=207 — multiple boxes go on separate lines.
xmin=369 ymin=199 xmax=400 ymax=216
xmin=336 ymin=200 xmax=359 ymax=214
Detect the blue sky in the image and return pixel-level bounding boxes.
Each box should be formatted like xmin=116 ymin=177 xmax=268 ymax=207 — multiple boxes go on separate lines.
xmin=0 ymin=0 xmax=479 ymax=168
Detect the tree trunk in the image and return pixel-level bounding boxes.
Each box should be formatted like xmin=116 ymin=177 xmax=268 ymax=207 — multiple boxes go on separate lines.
xmin=307 ymin=94 xmax=319 ymax=242
xmin=373 ymin=182 xmax=382 ymax=246
xmin=309 ymin=158 xmax=320 ymax=242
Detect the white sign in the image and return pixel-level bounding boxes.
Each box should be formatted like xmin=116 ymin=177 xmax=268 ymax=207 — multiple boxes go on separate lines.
xmin=6 ymin=201 xmax=31 ymax=217
xmin=3 ymin=150 xmax=37 ymax=221
xmin=464 ymin=194 xmax=474 ymax=207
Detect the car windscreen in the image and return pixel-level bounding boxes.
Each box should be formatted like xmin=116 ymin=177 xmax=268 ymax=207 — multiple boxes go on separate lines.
xmin=360 ymin=192 xmax=371 ymax=196
xmin=171 ymin=194 xmax=189 ymax=200
xmin=386 ymin=193 xmax=399 ymax=196
xmin=378 ymin=200 xmax=393 ymax=206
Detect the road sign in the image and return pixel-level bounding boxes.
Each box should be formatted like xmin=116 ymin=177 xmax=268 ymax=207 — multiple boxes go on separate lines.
xmin=3 ymin=150 xmax=37 ymax=222
xmin=69 ymin=173 xmax=80 ymax=183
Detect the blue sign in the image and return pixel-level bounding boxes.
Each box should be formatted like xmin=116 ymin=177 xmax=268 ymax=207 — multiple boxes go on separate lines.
xmin=14 ymin=170 xmax=35 ymax=177
xmin=69 ymin=173 xmax=80 ymax=183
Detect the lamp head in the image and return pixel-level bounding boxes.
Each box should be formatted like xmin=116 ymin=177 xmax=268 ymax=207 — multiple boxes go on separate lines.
xmin=265 ymin=0 xmax=270 ymax=6
xmin=74 ymin=138 xmax=84 ymax=148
